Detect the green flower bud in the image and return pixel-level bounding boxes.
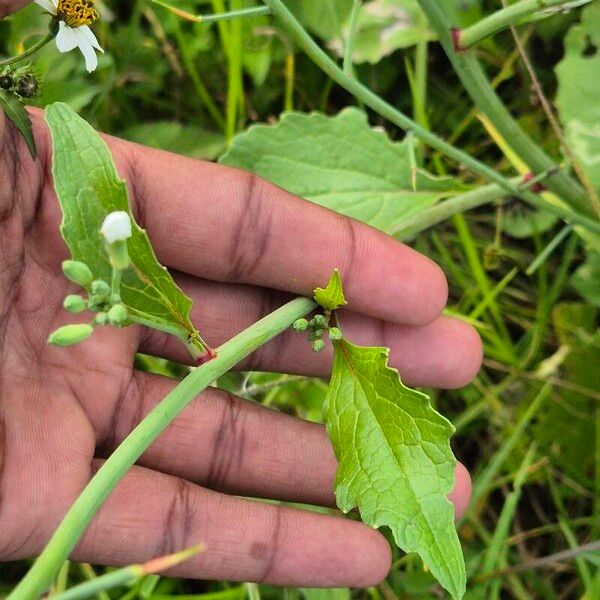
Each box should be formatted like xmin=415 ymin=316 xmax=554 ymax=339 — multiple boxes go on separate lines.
xmin=91 ymin=280 xmax=111 ymax=299
xmin=292 ymin=318 xmax=309 ymax=332
xmin=62 ymin=260 xmax=94 ymax=287
xmin=63 ymin=294 xmax=86 ymax=314
xmin=311 ymin=314 xmax=328 ymax=329
xmin=95 ymin=312 xmax=108 ymax=325
xmin=309 ymin=328 xmax=326 ymax=341
xmin=48 ymin=324 xmax=93 ymax=347
xmin=108 ymin=304 xmax=128 ymax=326
xmin=312 ymin=339 xmax=325 ymax=353
xmin=328 ymin=327 xmax=343 ymax=341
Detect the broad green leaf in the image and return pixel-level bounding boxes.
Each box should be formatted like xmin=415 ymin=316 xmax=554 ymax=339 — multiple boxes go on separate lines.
xmin=314 ymin=270 xmax=347 ymax=310
xmin=0 ymin=90 xmax=36 ymax=159
xmin=45 ymin=102 xmax=205 ymax=356
xmin=328 ymin=0 xmax=435 ymax=65
xmin=220 ymin=109 xmax=462 ymax=233
xmin=324 ymin=340 xmax=465 ymax=599
xmin=284 ymin=0 xmax=354 ymax=39
xmin=555 ymin=3 xmax=600 ymax=192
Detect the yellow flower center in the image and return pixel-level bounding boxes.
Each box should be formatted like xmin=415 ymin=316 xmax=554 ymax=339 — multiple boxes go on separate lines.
xmin=57 ymin=0 xmax=99 ymax=27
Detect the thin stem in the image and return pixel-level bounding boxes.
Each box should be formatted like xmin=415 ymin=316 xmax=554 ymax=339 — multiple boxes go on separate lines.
xmin=416 ymin=0 xmax=591 ymax=218
xmin=9 ymin=297 xmax=316 ymax=600
xmin=151 ymin=0 xmax=271 ymax=24
xmin=0 ymin=33 xmax=54 ymax=68
xmin=263 ymin=0 xmax=600 ymax=236
xmin=458 ymin=0 xmax=595 ymax=49
xmin=343 ymin=0 xmax=362 ymax=76
xmin=526 ymin=224 xmax=573 ymax=275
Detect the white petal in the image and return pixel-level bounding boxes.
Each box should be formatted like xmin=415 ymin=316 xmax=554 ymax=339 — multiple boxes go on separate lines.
xmin=72 ymin=28 xmax=98 ymax=72
xmin=55 ymin=22 xmax=79 ymax=52
xmin=79 ymin=41 xmax=98 ymax=72
xmin=101 ymin=212 xmax=132 ymax=243
xmin=34 ymin=0 xmax=58 ymax=14
xmin=79 ymin=25 xmax=104 ymax=53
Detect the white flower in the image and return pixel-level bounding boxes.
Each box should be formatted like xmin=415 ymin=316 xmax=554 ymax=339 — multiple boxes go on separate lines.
xmin=34 ymin=0 xmax=104 ymax=72
xmin=101 ymin=211 xmax=132 ymax=244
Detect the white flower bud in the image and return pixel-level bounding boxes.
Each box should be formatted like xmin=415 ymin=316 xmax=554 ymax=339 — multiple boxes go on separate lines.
xmin=101 ymin=211 xmax=132 ymax=244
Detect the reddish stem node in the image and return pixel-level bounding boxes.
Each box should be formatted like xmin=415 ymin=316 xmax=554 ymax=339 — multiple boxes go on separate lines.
xmin=196 ymin=347 xmax=218 ymax=366
xmin=523 ymin=172 xmax=547 ymax=194
xmin=451 ymin=27 xmax=465 ymax=53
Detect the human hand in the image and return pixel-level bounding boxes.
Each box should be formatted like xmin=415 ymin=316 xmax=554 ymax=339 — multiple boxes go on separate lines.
xmin=0 ymin=7 xmax=481 ymax=587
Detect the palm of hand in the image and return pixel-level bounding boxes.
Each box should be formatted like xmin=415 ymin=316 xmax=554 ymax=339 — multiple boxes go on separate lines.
xmin=0 ymin=108 xmax=479 ymax=586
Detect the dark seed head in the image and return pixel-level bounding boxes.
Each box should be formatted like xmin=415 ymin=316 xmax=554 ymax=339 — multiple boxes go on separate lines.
xmin=0 ymin=74 xmax=13 ymax=90
xmin=16 ymin=74 xmax=39 ymax=98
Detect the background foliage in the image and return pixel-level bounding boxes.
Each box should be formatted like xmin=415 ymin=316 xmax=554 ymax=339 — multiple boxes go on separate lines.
xmin=1 ymin=0 xmax=600 ymax=598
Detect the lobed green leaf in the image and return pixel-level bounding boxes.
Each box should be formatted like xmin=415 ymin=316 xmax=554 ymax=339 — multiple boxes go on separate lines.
xmin=324 ymin=339 xmax=465 ymax=599
xmin=45 ymin=102 xmax=205 ymax=356
xmin=220 ymin=108 xmax=464 ymax=234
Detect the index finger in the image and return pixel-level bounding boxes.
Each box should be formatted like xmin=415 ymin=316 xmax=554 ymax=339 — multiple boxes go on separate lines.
xmin=109 ymin=138 xmax=448 ymax=326
xmin=30 ymin=111 xmax=448 ymax=326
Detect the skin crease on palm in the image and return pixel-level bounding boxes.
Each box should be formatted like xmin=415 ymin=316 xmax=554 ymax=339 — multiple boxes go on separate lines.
xmin=0 ymin=0 xmax=482 ymax=588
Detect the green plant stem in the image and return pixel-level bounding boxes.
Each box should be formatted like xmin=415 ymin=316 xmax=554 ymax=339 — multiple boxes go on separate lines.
xmin=151 ymin=0 xmax=271 ymax=24
xmin=52 ymin=566 xmax=143 ymax=600
xmin=262 ymin=0 xmax=600 ymax=236
xmin=416 ymin=0 xmax=592 ymax=219
xmin=343 ymin=0 xmax=362 ymax=76
xmin=8 ymin=297 xmax=316 ymax=600
xmin=392 ymin=181 xmax=511 ymax=239
xmin=458 ymin=0 xmax=595 ymax=49
xmin=0 ymin=33 xmax=53 ymax=68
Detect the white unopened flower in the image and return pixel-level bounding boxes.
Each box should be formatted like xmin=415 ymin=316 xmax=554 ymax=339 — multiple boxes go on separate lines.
xmin=34 ymin=0 xmax=104 ymax=72
xmin=101 ymin=211 xmax=132 ymax=244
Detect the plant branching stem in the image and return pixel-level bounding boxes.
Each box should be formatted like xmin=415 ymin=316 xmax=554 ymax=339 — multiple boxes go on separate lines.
xmin=458 ymin=0 xmax=595 ymax=49
xmin=0 ymin=34 xmax=54 ymax=68
xmin=8 ymin=297 xmax=316 ymax=600
xmin=263 ymin=0 xmax=600 ymax=235
xmin=416 ymin=0 xmax=592 ymax=218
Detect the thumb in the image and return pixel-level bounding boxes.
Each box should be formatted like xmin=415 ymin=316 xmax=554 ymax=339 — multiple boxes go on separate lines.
xmin=0 ymin=0 xmax=32 ymax=19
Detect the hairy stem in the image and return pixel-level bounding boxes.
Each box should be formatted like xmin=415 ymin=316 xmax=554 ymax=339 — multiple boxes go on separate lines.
xmin=458 ymin=0 xmax=595 ymax=48
xmin=263 ymin=0 xmax=600 ymax=235
xmin=416 ymin=0 xmax=592 ymax=218
xmin=9 ymin=297 xmax=316 ymax=600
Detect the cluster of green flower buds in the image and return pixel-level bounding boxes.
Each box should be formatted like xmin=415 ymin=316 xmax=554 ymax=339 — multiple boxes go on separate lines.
xmin=0 ymin=67 xmax=40 ymax=99
xmin=292 ymin=314 xmax=343 ymax=352
xmin=47 ymin=259 xmax=130 ymax=347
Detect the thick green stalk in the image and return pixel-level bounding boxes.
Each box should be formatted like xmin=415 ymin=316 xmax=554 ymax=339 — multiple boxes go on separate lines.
xmin=392 ymin=181 xmax=510 ymax=240
xmin=263 ymin=0 xmax=600 ymax=235
xmin=458 ymin=0 xmax=595 ymax=48
xmin=8 ymin=297 xmax=316 ymax=600
xmin=416 ymin=0 xmax=592 ymax=218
